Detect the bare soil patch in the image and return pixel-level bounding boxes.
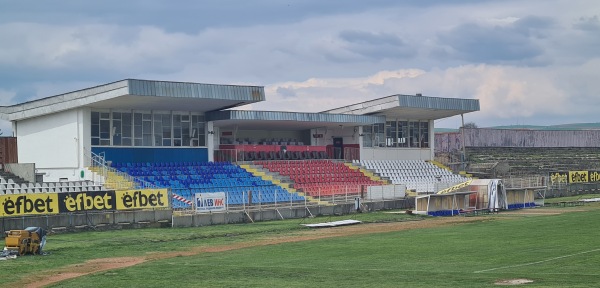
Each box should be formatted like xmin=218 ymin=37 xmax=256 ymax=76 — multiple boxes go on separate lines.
xmin=17 ymin=217 xmax=477 ymax=287
xmin=24 ymin=257 xmax=146 ymax=288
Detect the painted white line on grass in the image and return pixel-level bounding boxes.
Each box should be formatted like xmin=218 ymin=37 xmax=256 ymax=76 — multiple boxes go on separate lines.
xmin=474 ymin=248 xmax=600 ymax=273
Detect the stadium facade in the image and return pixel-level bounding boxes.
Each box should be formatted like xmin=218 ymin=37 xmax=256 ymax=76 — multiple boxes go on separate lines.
xmin=0 ymin=79 xmax=479 ymax=182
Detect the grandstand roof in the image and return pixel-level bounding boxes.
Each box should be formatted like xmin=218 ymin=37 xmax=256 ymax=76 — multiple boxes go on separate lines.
xmin=0 ymin=79 xmax=265 ymax=121
xmin=322 ymin=94 xmax=480 ymax=120
xmin=207 ymin=110 xmax=385 ymax=130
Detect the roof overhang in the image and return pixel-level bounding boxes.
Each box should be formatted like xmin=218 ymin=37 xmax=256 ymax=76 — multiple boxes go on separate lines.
xmin=0 ymin=79 xmax=265 ymax=121
xmin=207 ymin=110 xmax=385 ymax=131
xmin=322 ymin=94 xmax=480 ymax=120
xmin=416 ymin=191 xmax=477 ymax=200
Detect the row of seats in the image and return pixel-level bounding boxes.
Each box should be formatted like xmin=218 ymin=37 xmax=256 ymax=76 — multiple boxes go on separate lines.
xmin=112 ymin=161 xmax=230 ymax=168
xmin=221 ymin=137 xmax=304 ymax=146
xmin=258 ymin=160 xmax=383 ymax=196
xmin=1 ymin=186 xmax=105 ymax=194
xmin=0 ymin=179 xmax=105 ymax=194
xmin=133 ymin=176 xmax=272 ymax=189
xmin=291 ymin=173 xmax=367 ymax=184
xmin=0 ymin=179 xmax=99 ymax=188
xmin=243 ymin=151 xmax=329 ymax=161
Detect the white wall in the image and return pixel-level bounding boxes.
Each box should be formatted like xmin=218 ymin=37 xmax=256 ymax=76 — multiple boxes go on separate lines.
xmin=311 ymin=126 xmax=361 ymax=146
xmin=80 ymin=108 xmax=91 ymax=167
xmin=16 ymin=109 xmax=85 ymax=181
xmin=208 ymin=121 xmax=215 ymax=162
xmin=360 ymin=148 xmax=432 ymax=161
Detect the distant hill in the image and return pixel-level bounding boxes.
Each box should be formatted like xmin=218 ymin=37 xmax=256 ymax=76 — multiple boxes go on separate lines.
xmin=435 ymin=122 xmax=600 ymax=133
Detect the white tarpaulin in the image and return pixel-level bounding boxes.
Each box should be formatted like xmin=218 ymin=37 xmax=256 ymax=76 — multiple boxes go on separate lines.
xmin=195 ymin=192 xmax=227 ymax=212
xmin=469 ymin=179 xmax=507 ymax=210
xmin=302 ymin=220 xmax=362 ymax=228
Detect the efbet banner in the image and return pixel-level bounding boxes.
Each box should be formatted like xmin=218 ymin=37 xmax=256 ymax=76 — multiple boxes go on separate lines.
xmin=58 ymin=191 xmax=116 ymax=213
xmin=550 ymin=170 xmax=600 ymax=184
xmin=568 ymin=171 xmax=588 ymax=183
xmin=195 ymin=192 xmax=226 ymax=212
xmin=549 ymin=172 xmax=568 ymax=185
xmin=115 ymin=189 xmax=169 ymax=210
xmin=1 ymin=189 xmax=170 ymax=217
xmin=0 ymin=194 xmax=60 ymax=217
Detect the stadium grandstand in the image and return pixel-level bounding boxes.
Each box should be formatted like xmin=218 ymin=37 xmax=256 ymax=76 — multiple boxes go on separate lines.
xmin=0 ymin=79 xmax=479 ymax=213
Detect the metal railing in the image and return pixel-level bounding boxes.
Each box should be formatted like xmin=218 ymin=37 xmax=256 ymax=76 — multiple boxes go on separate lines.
xmin=214 ymin=148 xmax=336 ymax=163
xmin=84 ymin=150 xmax=158 ymax=190
xmin=503 ymin=176 xmax=547 ymax=189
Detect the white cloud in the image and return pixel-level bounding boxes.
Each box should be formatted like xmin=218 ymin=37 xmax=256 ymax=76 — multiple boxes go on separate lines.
xmin=242 ymin=59 xmax=598 ymax=128
xmin=0 ymin=0 xmax=598 ymax=131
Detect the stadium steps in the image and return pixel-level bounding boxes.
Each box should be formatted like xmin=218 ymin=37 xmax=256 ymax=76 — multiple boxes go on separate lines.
xmin=0 ymin=171 xmax=28 ymax=185
xmin=344 ymin=163 xmax=389 ymax=184
xmin=88 ymin=167 xmax=136 ymax=191
xmin=429 ymin=160 xmax=453 ymax=172
xmin=436 ymin=179 xmax=473 ymax=194
xmin=458 ymin=171 xmax=473 ymax=178
xmin=465 ymin=147 xmax=600 ymax=176
xmin=239 ymin=163 xmax=329 ymax=206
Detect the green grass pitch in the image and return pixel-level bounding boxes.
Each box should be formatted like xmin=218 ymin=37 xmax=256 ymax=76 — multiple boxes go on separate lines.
xmin=2 ymin=204 xmax=600 ymax=287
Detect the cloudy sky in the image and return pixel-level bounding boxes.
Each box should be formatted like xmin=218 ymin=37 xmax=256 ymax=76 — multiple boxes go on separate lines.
xmin=0 ymin=0 xmax=598 ymax=133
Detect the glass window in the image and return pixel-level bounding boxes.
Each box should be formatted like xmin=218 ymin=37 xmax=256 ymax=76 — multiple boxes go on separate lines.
xmin=91 ymin=112 xmax=100 ymax=143
xmin=133 ymin=113 xmax=143 ymax=140
xmin=420 ymin=121 xmax=429 ymax=148
xmin=99 ymin=119 xmax=110 ymax=145
xmin=173 ymin=114 xmax=182 ymax=147
xmin=182 ymin=115 xmax=190 ymax=147
xmin=398 ymin=121 xmax=408 ymax=148
xmin=112 ymin=112 xmax=122 ymax=146
xmin=191 ymin=114 xmax=206 ymax=147
xmin=361 ymin=125 xmax=373 ymax=147
xmin=409 ymin=121 xmax=419 ymax=148
xmin=385 ymin=121 xmax=397 ymax=147
xmin=154 ymin=114 xmax=163 ymax=147
xmin=122 ymin=113 xmax=132 ymax=141
xmin=373 ymin=123 xmax=385 ymax=147
xmin=161 ymin=114 xmax=172 ymax=146
xmin=92 ymin=110 xmax=205 ymax=147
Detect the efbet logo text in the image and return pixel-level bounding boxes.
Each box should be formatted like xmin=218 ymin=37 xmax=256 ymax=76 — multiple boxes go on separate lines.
xmin=62 ymin=192 xmax=114 ymax=212
xmin=117 ymin=190 xmax=167 ymax=209
xmin=1 ymin=194 xmax=58 ymax=216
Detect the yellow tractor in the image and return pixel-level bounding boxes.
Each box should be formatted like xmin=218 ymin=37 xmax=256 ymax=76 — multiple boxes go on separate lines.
xmin=3 ymin=227 xmax=47 ymax=256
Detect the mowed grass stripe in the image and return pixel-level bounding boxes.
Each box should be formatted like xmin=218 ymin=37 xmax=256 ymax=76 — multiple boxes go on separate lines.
xmin=50 ymin=207 xmax=600 ymax=288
